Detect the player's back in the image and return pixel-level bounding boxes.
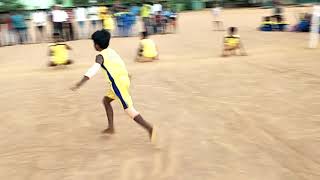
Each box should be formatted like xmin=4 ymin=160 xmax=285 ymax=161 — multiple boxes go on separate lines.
xmin=99 ymin=48 xmax=129 ymax=81
xmin=141 ymin=39 xmax=157 ymax=58
xmin=224 ymin=35 xmax=240 ymax=47
xmin=49 ymin=43 xmax=69 ymax=65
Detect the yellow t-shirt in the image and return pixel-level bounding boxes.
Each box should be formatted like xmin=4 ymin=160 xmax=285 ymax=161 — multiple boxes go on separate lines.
xmin=99 ymin=6 xmax=108 ymax=20
xmin=49 ymin=43 xmax=69 ymax=65
xmin=99 ymin=48 xmax=132 ymax=109
xmin=103 ymin=15 xmax=115 ymax=30
xmin=141 ymin=39 xmax=158 ymax=58
xmin=224 ymin=35 xmax=240 ymax=47
xmin=141 ymin=4 xmax=151 ymax=18
xmin=99 ymin=48 xmax=129 ymax=83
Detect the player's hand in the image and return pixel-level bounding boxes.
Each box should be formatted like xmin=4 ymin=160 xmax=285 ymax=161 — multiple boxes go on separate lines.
xmin=70 ymin=85 xmax=80 ymax=91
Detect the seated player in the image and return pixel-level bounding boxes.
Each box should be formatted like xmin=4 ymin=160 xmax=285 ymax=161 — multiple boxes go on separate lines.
xmin=260 ymin=16 xmax=273 ymax=31
xmin=48 ymin=33 xmax=73 ymax=66
xmin=222 ymin=27 xmax=247 ymax=57
xmin=291 ymin=13 xmax=311 ymax=32
xmin=135 ymin=31 xmax=159 ymax=62
xmin=274 ymin=15 xmax=288 ymax=31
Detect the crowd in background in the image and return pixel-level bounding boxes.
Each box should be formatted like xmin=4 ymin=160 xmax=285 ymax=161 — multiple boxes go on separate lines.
xmin=0 ymin=1 xmax=178 ymax=47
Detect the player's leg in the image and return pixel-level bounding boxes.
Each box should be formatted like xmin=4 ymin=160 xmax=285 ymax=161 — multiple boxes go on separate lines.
xmin=101 ymin=92 xmax=116 ymax=134
xmin=125 ymin=107 xmax=154 ymax=139
xmin=222 ymin=44 xmax=229 ymax=57
xmin=113 ymin=80 xmax=155 ymax=140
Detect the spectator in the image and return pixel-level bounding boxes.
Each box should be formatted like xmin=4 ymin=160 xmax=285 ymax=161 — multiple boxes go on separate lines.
xmin=32 ymin=9 xmax=47 ymax=43
xmin=130 ymin=3 xmax=140 ymax=16
xmin=152 ymin=1 xmax=162 ymax=15
xmin=75 ymin=6 xmax=88 ymax=39
xmin=103 ymin=11 xmax=115 ymax=34
xmin=88 ymin=5 xmax=100 ymax=33
xmin=141 ymin=3 xmax=152 ymax=33
xmin=64 ymin=8 xmax=75 ymax=41
xmin=99 ymin=5 xmax=108 ymax=26
xmin=11 ymin=11 xmax=28 ymax=44
xmin=4 ymin=13 xmax=16 ymax=45
xmin=52 ymin=5 xmax=68 ymax=39
xmin=0 ymin=13 xmax=5 ymax=46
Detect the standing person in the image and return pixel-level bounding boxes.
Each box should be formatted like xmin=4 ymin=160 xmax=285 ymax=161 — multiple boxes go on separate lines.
xmin=98 ymin=5 xmax=108 ymax=28
xmin=88 ymin=5 xmax=100 ymax=33
xmin=212 ymin=4 xmax=224 ymax=31
xmin=75 ymin=6 xmax=88 ymax=39
xmin=32 ymin=9 xmax=47 ymax=43
xmin=4 ymin=13 xmax=16 ymax=45
xmin=64 ymin=8 xmax=75 ymax=41
xmin=52 ymin=5 xmax=68 ymax=39
xmin=0 ymin=13 xmax=5 ymax=46
xmin=141 ymin=2 xmax=152 ymax=33
xmin=71 ymin=30 xmax=156 ymax=142
xmin=11 ymin=11 xmax=28 ymax=44
xmin=152 ymin=1 xmax=162 ymax=15
xmin=102 ymin=11 xmax=115 ymax=34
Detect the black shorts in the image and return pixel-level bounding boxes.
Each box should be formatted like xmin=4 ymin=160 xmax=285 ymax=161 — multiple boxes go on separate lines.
xmin=37 ymin=26 xmax=44 ymax=32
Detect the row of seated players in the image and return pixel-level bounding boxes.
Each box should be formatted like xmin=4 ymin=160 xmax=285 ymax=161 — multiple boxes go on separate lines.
xmin=260 ymin=15 xmax=288 ymax=32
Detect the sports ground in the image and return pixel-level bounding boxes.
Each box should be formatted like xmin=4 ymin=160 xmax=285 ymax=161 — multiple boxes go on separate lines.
xmin=0 ymin=7 xmax=319 ymax=180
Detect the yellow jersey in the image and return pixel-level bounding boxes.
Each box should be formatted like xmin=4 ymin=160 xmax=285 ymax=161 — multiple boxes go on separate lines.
xmin=224 ymin=35 xmax=240 ymax=47
xmin=49 ymin=43 xmax=69 ymax=65
xmin=99 ymin=48 xmax=132 ymax=109
xmin=99 ymin=48 xmax=129 ymax=83
xmin=103 ymin=15 xmax=115 ymax=30
xmin=141 ymin=39 xmax=158 ymax=58
xmin=141 ymin=4 xmax=152 ymax=18
xmin=99 ymin=6 xmax=108 ymax=20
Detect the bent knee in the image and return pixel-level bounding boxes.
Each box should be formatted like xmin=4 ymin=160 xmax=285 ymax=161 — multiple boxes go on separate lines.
xmin=125 ymin=107 xmax=140 ymax=119
xmin=103 ymin=96 xmax=114 ymax=104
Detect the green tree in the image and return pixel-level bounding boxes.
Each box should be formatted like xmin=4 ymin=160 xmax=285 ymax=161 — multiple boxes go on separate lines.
xmin=0 ymin=0 xmax=25 ymax=12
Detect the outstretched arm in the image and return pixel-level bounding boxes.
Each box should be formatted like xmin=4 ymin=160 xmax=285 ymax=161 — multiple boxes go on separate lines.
xmin=71 ymin=55 xmax=104 ymax=91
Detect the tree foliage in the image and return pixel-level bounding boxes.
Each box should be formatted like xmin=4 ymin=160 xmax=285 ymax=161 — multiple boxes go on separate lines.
xmin=0 ymin=0 xmax=25 ymax=12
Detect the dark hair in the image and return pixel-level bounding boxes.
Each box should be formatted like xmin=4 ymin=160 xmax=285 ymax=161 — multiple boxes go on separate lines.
xmin=264 ymin=16 xmax=270 ymax=21
xmin=91 ymin=30 xmax=111 ymax=49
xmin=276 ymin=15 xmax=282 ymax=22
xmin=141 ymin=31 xmax=148 ymax=39
xmin=229 ymin=27 xmax=237 ymax=34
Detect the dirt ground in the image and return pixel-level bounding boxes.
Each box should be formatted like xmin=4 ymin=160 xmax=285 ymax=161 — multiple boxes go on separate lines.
xmin=0 ymin=7 xmax=320 ymax=180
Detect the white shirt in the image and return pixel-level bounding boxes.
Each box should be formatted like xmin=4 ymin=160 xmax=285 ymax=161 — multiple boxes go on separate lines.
xmin=152 ymin=4 xmax=162 ymax=14
xmin=87 ymin=6 xmax=99 ymax=21
xmin=32 ymin=11 xmax=47 ymax=26
xmin=212 ymin=7 xmax=222 ymax=17
xmin=75 ymin=7 xmax=87 ymax=22
xmin=52 ymin=10 xmax=68 ymax=22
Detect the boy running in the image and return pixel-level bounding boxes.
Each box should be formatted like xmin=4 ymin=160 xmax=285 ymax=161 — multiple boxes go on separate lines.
xmin=71 ymin=30 xmax=155 ymax=141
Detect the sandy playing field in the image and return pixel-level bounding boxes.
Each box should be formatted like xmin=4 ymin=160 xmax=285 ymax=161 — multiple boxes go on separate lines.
xmin=0 ymin=7 xmax=320 ymax=180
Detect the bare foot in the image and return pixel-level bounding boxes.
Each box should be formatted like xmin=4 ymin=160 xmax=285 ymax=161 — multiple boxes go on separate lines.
xmin=101 ymin=128 xmax=115 ymax=134
xmin=149 ymin=127 xmax=157 ymax=144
